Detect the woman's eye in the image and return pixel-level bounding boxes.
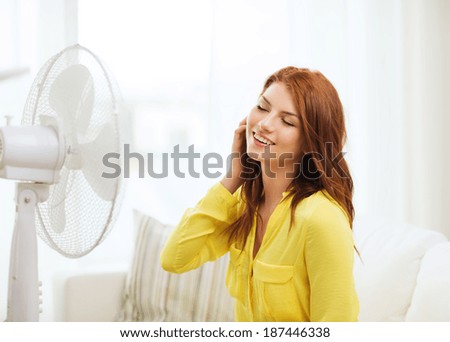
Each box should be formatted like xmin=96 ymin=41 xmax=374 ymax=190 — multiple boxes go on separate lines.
xmin=283 ymin=119 xmax=294 ymax=126
xmin=257 ymin=105 xmax=267 ymax=112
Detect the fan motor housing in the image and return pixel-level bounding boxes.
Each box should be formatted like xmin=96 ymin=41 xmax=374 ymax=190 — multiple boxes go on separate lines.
xmin=0 ymin=126 xmax=61 ymax=183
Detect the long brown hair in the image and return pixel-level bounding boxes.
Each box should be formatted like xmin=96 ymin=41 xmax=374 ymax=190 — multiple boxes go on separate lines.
xmin=228 ymin=67 xmax=355 ymax=250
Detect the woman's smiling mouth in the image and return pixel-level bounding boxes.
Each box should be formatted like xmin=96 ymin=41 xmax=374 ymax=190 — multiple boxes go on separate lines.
xmin=253 ymin=132 xmax=275 ymax=146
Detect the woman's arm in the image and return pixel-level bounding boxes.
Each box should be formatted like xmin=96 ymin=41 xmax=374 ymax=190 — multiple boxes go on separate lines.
xmin=305 ymin=201 xmax=360 ymax=322
xmin=161 ymin=117 xmax=247 ymax=274
xmin=160 ymin=182 xmax=241 ymax=273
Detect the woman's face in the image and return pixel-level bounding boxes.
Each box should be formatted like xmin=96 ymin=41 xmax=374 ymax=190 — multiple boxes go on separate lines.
xmin=246 ymin=82 xmax=302 ymax=176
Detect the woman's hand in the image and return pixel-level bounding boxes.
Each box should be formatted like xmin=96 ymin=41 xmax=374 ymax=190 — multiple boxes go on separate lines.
xmin=220 ymin=117 xmax=247 ymax=194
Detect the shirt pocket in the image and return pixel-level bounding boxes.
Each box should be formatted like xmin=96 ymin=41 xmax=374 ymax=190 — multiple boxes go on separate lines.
xmin=253 ymin=259 xmax=301 ymax=321
xmin=226 ymin=243 xmax=246 ymax=304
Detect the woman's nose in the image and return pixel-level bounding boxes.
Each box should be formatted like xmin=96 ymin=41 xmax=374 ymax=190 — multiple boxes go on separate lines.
xmin=259 ymin=113 xmax=276 ymax=132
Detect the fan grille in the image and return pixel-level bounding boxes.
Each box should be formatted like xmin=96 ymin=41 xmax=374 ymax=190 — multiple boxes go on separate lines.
xmin=21 ymin=45 xmax=126 ymax=258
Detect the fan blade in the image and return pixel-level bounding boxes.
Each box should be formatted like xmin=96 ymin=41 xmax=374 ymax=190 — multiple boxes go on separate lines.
xmin=80 ymin=123 xmax=118 ymax=201
xmin=48 ymin=64 xmax=94 ymax=145
xmin=48 ymin=168 xmax=70 ymax=234
xmin=76 ymin=74 xmax=94 ymax=137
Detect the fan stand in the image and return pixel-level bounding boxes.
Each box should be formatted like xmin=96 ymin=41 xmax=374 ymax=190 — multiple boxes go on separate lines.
xmin=6 ymin=183 xmax=49 ymax=322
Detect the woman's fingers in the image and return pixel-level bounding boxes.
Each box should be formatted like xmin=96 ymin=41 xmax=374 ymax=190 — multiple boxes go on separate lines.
xmin=235 ymin=116 xmax=247 ymax=136
xmin=232 ymin=117 xmax=247 ymax=153
xmin=221 ymin=117 xmax=247 ymax=193
xmin=234 ymin=124 xmax=246 ymax=134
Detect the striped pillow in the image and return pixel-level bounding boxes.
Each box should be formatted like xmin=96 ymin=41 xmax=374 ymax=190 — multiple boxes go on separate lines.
xmin=117 ymin=210 xmax=234 ymax=321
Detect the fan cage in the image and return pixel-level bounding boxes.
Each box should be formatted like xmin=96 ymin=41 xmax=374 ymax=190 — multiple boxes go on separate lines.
xmin=21 ymin=45 xmax=126 ymax=258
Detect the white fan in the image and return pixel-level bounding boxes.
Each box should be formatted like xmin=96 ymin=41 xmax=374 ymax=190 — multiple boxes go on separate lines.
xmin=0 ymin=44 xmax=126 ymax=321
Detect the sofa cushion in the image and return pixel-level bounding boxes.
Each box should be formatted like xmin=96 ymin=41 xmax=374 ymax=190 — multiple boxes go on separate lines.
xmin=353 ymin=215 xmax=446 ymax=321
xmin=405 ymin=242 xmax=450 ymax=321
xmin=117 ymin=210 xmax=234 ymax=321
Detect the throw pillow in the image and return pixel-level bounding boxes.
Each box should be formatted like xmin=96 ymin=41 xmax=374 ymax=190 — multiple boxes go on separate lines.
xmin=117 ymin=210 xmax=234 ymax=321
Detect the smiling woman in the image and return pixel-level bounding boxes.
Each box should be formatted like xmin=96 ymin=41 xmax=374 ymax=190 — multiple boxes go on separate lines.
xmin=160 ymin=66 xmax=359 ymax=322
xmin=246 ymin=82 xmax=302 ymax=179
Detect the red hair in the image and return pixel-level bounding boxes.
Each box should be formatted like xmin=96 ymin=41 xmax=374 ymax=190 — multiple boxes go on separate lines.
xmin=228 ymin=67 xmax=355 ymax=249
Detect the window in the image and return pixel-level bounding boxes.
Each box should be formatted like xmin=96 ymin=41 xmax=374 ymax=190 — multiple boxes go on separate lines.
xmin=78 ymin=0 xmax=212 ymax=156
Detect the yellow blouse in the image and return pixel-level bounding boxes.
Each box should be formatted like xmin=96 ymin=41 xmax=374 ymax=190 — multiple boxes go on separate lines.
xmin=160 ymin=182 xmax=359 ymax=322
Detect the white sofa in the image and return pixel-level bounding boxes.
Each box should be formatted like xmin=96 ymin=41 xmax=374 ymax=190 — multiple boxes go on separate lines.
xmin=58 ymin=213 xmax=450 ymax=322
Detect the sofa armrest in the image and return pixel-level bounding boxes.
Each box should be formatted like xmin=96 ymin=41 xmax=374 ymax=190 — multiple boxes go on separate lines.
xmin=62 ymin=271 xmax=127 ymax=322
xmin=406 ymin=242 xmax=450 ymax=321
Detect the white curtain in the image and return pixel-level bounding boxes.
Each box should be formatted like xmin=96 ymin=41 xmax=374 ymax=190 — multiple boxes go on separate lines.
xmin=344 ymin=0 xmax=450 ymax=237
xmin=401 ymin=0 xmax=450 ymax=238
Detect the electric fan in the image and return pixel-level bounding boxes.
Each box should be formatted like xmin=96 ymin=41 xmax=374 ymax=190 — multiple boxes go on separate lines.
xmin=0 ymin=44 xmax=126 ymax=321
